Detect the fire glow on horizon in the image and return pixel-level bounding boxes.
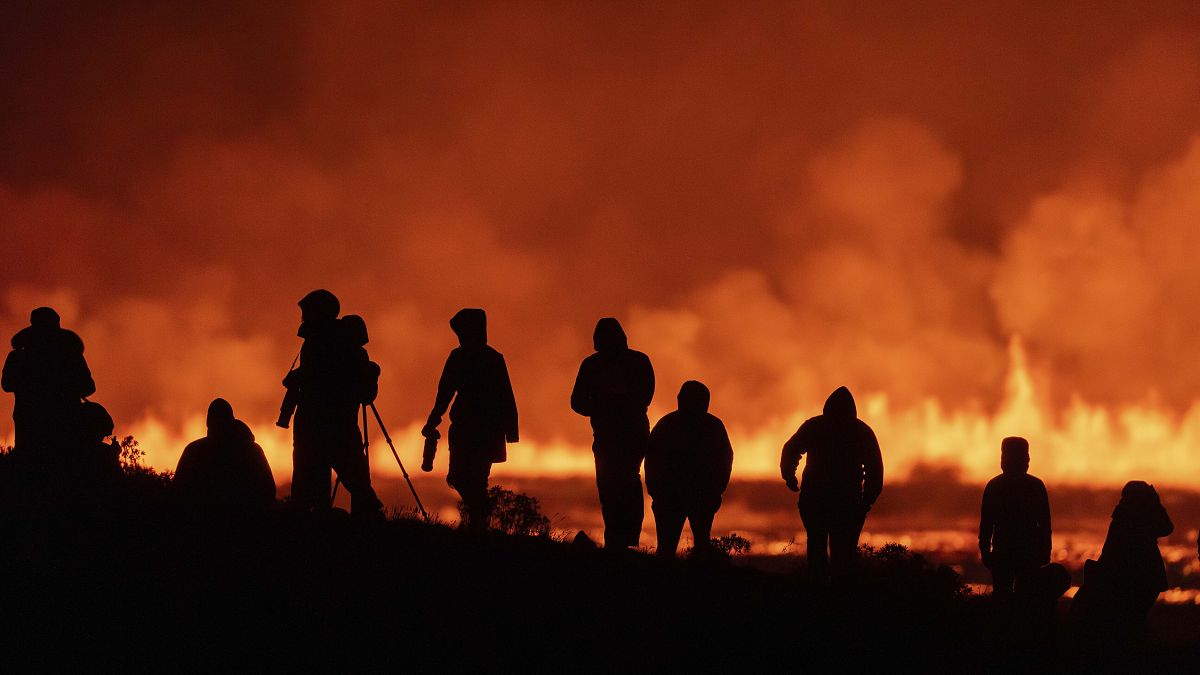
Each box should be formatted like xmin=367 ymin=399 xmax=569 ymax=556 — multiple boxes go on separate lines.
xmin=11 ymin=337 xmax=1191 ymax=491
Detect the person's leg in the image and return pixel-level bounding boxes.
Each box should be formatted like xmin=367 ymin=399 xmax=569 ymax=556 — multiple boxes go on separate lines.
xmin=594 ymin=438 xmax=644 ymax=548
xmin=828 ymin=505 xmax=866 ymax=581
xmin=799 ymin=498 xmax=830 ymax=581
xmin=449 ymin=449 xmax=492 ymax=532
xmin=652 ymin=501 xmax=686 ymax=558
xmin=687 ymin=500 xmax=719 ymax=554
xmin=328 ymin=418 xmax=382 ymax=515
xmin=291 ymin=414 xmax=331 ymax=511
xmin=991 ymin=565 xmax=1016 ymax=601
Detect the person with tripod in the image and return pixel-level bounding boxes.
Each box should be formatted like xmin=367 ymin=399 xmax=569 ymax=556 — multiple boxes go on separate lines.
xmin=421 ymin=308 xmax=518 ymax=532
xmin=279 ymin=290 xmax=383 ymax=517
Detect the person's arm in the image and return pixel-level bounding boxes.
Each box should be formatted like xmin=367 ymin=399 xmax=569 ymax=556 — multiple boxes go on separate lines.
xmin=498 ymin=354 xmax=518 ymax=443
xmin=174 ymin=443 xmax=199 ymax=493
xmin=569 ymin=360 xmax=592 ymax=417
xmin=1 ymin=350 xmax=21 ymax=393
xmin=1038 ymin=480 xmax=1052 ymax=565
xmin=979 ymin=483 xmax=995 ymax=567
xmin=644 ymin=422 xmax=663 ymax=500
xmin=423 ymin=353 xmax=458 ymax=437
xmin=861 ymin=425 xmax=884 ymax=507
xmin=780 ymin=423 xmax=808 ymax=492
xmin=634 ymin=353 xmax=654 ymax=412
xmin=716 ymin=419 xmax=733 ymax=496
xmin=75 ymin=353 xmax=96 ymax=399
xmin=1153 ymin=503 xmax=1174 ymax=538
xmin=251 ymin=444 xmax=276 ymax=506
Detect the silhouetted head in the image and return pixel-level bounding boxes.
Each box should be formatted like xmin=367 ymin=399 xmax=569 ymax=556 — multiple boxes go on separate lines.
xmin=206 ymin=398 xmax=236 ymax=435
xmin=1118 ymin=480 xmax=1159 ymax=509
xmin=1000 ymin=436 xmax=1030 ymax=475
xmin=677 ymin=380 xmax=710 ymax=414
xmin=593 ymin=318 xmax=628 ymax=352
xmin=341 ymin=314 xmax=369 ymax=347
xmin=450 ymin=308 xmax=487 ymax=347
xmin=29 ymin=307 xmax=61 ymax=329
xmin=822 ymin=386 xmax=856 ymax=418
xmin=298 ymin=289 xmax=340 ymax=324
xmin=80 ymin=401 xmax=114 ymax=442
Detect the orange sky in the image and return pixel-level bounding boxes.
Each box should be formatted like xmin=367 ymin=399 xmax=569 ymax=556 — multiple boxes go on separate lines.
xmin=4 ymin=2 xmax=1200 ymax=487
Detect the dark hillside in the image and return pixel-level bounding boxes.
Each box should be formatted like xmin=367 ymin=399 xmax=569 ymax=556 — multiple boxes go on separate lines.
xmin=0 ymin=467 xmax=1195 ymax=672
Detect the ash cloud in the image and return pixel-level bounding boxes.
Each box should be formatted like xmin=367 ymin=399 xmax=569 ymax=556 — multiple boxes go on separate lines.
xmin=3 ymin=2 xmax=1200 ymax=449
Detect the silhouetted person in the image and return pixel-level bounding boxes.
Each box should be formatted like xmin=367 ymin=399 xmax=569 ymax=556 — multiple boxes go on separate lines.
xmin=175 ymin=399 xmax=275 ymax=514
xmin=74 ymin=400 xmax=121 ymax=487
xmin=780 ymin=386 xmax=883 ymax=582
xmin=979 ymin=437 xmax=1051 ymax=602
xmin=645 ymin=381 xmax=732 ymax=558
xmin=421 ymin=309 xmax=518 ymax=532
xmin=282 ymin=290 xmax=382 ymax=516
xmin=571 ymin=318 xmax=654 ymax=548
xmin=2 ymin=307 xmax=95 ymax=459
xmin=1074 ymin=481 xmax=1173 ymax=637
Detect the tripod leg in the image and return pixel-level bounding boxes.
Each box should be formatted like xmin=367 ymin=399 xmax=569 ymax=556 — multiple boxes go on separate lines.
xmin=369 ymin=403 xmax=429 ymax=519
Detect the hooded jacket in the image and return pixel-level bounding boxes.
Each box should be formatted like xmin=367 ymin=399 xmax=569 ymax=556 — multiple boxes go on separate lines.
xmin=780 ymin=387 xmax=884 ymax=506
xmin=1097 ymin=481 xmax=1173 ymax=594
xmin=3 ymin=323 xmax=95 ymax=402
xmin=427 ymin=309 xmax=519 ymax=452
xmin=175 ymin=399 xmax=275 ymax=511
xmin=570 ymin=318 xmax=655 ymax=436
xmin=645 ymin=382 xmax=733 ymax=506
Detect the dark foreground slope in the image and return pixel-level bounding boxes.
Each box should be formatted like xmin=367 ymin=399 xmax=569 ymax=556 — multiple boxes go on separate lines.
xmin=0 ymin=474 xmax=1195 ymax=672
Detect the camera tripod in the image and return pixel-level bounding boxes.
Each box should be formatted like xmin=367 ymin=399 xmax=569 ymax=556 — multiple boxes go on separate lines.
xmin=331 ymin=402 xmax=428 ymax=519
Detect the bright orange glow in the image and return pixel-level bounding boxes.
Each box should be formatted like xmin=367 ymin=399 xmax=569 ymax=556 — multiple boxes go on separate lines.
xmin=9 ymin=336 xmax=1187 ymax=492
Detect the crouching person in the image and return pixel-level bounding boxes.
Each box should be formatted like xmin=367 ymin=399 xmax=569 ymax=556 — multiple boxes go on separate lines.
xmin=175 ymin=398 xmax=276 ymax=515
xmin=646 ymin=381 xmax=733 ymax=558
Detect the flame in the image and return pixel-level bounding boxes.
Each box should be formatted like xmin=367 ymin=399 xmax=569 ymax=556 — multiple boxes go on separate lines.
xmin=24 ymin=335 xmax=1188 ymax=490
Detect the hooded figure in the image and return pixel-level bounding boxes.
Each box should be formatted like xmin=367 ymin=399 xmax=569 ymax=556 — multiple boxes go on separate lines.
xmin=780 ymin=386 xmax=883 ymax=581
xmin=645 ymin=381 xmax=733 ymax=558
xmin=73 ymin=400 xmax=121 ymax=486
xmin=978 ymin=437 xmax=1053 ymax=602
xmin=284 ymin=290 xmax=382 ymax=515
xmin=175 ymin=399 xmax=275 ymax=513
xmin=1074 ymin=481 xmax=1173 ymax=635
xmin=570 ymin=318 xmax=654 ymax=548
xmin=2 ymin=307 xmax=96 ymax=457
xmin=421 ymin=309 xmax=518 ymax=531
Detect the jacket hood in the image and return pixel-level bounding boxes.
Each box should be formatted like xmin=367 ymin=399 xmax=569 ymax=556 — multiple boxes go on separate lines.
xmin=30 ymin=307 xmax=60 ymax=329
xmin=205 ymin=398 xmax=254 ymax=442
xmin=822 ymin=386 xmax=857 ymax=418
xmin=81 ymin=401 xmax=114 ymax=440
xmin=450 ymin=308 xmax=487 ymax=347
xmin=593 ymin=317 xmax=628 ymax=352
xmin=341 ymin=314 xmax=369 ymax=347
xmin=207 ymin=398 xmax=235 ymax=433
xmin=677 ymin=380 xmax=710 ymax=414
xmin=298 ymin=289 xmax=340 ymax=323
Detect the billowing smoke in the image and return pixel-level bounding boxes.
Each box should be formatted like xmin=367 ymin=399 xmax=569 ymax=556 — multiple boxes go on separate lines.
xmin=4 ymin=3 xmax=1200 ymax=485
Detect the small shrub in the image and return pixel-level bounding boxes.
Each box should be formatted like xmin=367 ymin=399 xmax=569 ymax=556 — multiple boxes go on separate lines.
xmin=118 ymin=435 xmax=146 ymax=472
xmin=458 ymin=485 xmax=551 ymax=537
xmin=710 ymin=533 xmax=753 ymax=556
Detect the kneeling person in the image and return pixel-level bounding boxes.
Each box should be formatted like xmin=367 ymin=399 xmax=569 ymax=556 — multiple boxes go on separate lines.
xmin=646 ymin=381 xmax=733 ymax=558
xmin=175 ymin=398 xmax=276 ymax=513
